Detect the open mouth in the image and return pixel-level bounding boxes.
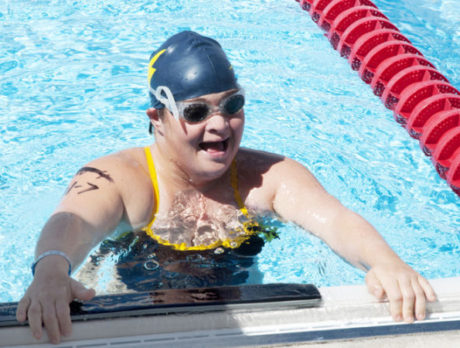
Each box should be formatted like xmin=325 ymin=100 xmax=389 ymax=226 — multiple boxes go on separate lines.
xmin=199 ymin=138 xmax=229 ymax=153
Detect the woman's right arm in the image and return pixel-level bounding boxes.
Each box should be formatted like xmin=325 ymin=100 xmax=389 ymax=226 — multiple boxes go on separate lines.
xmin=16 ymin=159 xmax=126 ymax=344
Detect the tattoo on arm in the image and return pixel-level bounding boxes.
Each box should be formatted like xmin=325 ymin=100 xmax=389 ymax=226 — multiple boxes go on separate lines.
xmin=65 ymin=181 xmax=100 ymax=195
xmin=77 ymin=182 xmax=99 ymax=194
xmin=76 ymin=167 xmax=114 ymax=182
xmin=65 ymin=167 xmax=113 ymax=195
xmin=65 ymin=181 xmax=80 ymax=194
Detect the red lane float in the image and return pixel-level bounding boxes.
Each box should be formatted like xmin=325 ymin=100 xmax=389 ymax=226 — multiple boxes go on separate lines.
xmin=393 ymin=81 xmax=459 ymax=126
xmin=329 ymin=6 xmax=387 ymax=50
xmin=381 ymin=66 xmax=449 ymax=110
xmin=371 ymin=54 xmax=435 ymax=97
xmin=337 ymin=17 xmax=398 ymax=58
xmin=296 ymin=0 xmax=460 ymax=196
xmin=319 ymin=0 xmax=378 ymax=32
xmin=349 ymin=29 xmax=409 ymax=71
xmin=310 ymin=0 xmax=337 ymax=22
xmin=432 ymin=127 xmax=460 ymax=179
xmin=358 ymin=40 xmax=423 ymax=84
xmin=407 ymin=94 xmax=460 ymax=139
xmin=447 ymin=152 xmax=460 ymax=195
xmin=420 ymin=110 xmax=460 ymax=156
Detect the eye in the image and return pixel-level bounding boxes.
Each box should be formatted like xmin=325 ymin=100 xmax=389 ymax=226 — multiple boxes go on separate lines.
xmin=223 ymin=94 xmax=245 ymax=114
xmin=183 ymin=103 xmax=210 ymax=122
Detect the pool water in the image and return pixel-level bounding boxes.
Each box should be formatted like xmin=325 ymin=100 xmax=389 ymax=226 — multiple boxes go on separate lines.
xmin=0 ymin=0 xmax=459 ymax=303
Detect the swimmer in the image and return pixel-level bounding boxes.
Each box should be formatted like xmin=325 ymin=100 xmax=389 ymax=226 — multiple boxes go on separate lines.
xmin=16 ymin=31 xmax=436 ymax=344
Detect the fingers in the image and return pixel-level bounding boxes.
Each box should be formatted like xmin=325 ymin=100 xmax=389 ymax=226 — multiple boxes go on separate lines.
xmin=366 ymin=270 xmax=407 ymax=321
xmin=365 ymin=270 xmax=385 ymax=299
xmin=412 ymin=279 xmax=427 ymax=321
xmin=414 ymin=275 xmax=437 ymax=320
xmin=418 ymin=275 xmax=437 ymax=302
xmin=27 ymin=300 xmax=43 ymax=340
xmin=366 ymin=267 xmax=436 ymax=323
xmin=70 ymin=278 xmax=96 ymax=301
xmin=399 ymin=277 xmax=416 ymax=322
xmin=18 ymin=296 xmax=74 ymax=344
xmin=56 ymin=298 xmax=72 ymax=338
xmin=384 ymin=278 xmax=404 ymax=322
xmin=17 ymin=295 xmax=46 ymax=340
xmin=42 ymin=302 xmax=61 ymax=344
xmin=381 ymin=275 xmax=435 ymax=323
xmin=17 ymin=276 xmax=94 ymax=344
xmin=16 ymin=296 xmax=31 ymax=322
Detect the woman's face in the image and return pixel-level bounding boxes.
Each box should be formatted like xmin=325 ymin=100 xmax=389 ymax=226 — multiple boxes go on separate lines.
xmin=155 ymin=89 xmax=245 ymax=185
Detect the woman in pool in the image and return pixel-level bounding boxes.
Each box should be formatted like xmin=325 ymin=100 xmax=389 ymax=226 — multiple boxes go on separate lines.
xmin=17 ymin=31 xmax=436 ymax=344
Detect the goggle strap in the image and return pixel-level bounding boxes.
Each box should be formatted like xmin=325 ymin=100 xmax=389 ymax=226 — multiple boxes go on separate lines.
xmin=149 ymin=85 xmax=179 ymax=119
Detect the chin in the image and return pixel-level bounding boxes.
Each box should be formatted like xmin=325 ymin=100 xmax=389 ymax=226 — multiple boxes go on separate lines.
xmin=201 ymin=161 xmax=230 ymax=178
xmin=192 ymin=157 xmax=232 ymax=183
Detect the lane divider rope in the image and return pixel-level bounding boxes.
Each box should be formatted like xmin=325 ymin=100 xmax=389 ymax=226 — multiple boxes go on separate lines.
xmin=296 ymin=0 xmax=460 ymax=196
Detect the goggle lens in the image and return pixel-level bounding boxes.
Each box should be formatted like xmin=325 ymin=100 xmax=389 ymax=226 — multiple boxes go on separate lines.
xmin=180 ymin=92 xmax=245 ymax=123
xmin=223 ymin=93 xmax=245 ymax=115
xmin=183 ymin=103 xmax=211 ymax=123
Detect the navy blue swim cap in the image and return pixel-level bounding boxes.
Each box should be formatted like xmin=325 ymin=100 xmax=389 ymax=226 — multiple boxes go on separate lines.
xmin=148 ymin=31 xmax=239 ymax=109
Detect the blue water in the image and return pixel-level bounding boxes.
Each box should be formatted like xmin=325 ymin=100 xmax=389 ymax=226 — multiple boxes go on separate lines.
xmin=0 ymin=0 xmax=459 ymax=303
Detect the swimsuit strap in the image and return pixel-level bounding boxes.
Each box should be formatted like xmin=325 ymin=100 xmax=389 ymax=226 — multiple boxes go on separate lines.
xmin=143 ymin=146 xmax=160 ymax=236
xmin=230 ymin=160 xmax=250 ymax=218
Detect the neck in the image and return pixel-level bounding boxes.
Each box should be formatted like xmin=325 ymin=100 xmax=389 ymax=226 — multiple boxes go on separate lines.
xmin=150 ymin=143 xmax=230 ymax=193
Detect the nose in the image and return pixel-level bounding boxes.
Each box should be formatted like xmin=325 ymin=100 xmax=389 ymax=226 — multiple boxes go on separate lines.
xmin=205 ymin=112 xmax=229 ymax=133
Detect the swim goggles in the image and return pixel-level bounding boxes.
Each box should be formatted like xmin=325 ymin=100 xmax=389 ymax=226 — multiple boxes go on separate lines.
xmin=150 ymin=85 xmax=245 ymax=123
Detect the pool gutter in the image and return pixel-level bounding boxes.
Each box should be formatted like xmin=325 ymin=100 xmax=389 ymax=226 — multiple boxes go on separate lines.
xmin=1 ymin=276 xmax=460 ymax=347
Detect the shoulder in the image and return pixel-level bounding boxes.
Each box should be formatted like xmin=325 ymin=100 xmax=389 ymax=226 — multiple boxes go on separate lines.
xmin=235 ymin=148 xmax=340 ymax=228
xmin=74 ymin=146 xmax=155 ymax=227
xmin=55 ymin=147 xmax=154 ymax=233
xmin=235 ymin=148 xmax=320 ymax=212
xmin=81 ymin=147 xmax=148 ymax=178
xmin=235 ymin=147 xmax=284 ymax=171
xmin=72 ymin=146 xmax=152 ymax=201
xmin=235 ymin=147 xmax=312 ymax=180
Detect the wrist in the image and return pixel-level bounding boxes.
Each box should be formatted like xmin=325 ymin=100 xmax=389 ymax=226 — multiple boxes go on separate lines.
xmin=31 ymin=250 xmax=72 ymax=276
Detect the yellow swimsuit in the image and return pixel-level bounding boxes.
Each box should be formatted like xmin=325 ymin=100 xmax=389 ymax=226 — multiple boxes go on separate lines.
xmin=141 ymin=146 xmax=258 ymax=251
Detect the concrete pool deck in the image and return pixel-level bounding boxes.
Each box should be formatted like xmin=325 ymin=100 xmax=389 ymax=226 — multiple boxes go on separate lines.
xmin=1 ymin=276 xmax=459 ymax=347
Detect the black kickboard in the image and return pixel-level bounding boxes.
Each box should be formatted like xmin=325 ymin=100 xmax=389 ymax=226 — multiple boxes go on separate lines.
xmin=0 ymin=283 xmax=320 ymax=327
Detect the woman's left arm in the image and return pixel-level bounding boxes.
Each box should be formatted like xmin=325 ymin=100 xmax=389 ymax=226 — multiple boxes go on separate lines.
xmin=268 ymin=157 xmax=436 ymax=322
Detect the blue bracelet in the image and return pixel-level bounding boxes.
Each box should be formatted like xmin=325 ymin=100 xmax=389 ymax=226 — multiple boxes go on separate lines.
xmin=31 ymin=250 xmax=72 ymax=276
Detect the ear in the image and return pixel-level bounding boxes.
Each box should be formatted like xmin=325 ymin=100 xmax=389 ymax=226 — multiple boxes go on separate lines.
xmin=146 ymin=108 xmax=164 ymax=135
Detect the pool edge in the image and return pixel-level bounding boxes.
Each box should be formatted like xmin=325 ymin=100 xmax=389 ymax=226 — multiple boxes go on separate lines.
xmin=2 ymin=276 xmax=460 ymax=347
